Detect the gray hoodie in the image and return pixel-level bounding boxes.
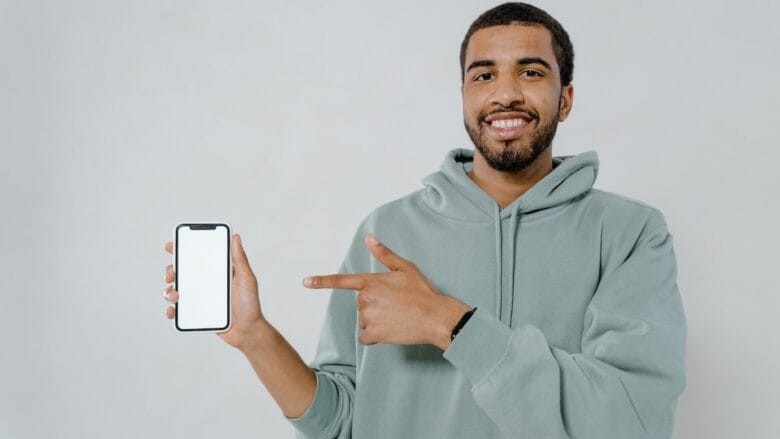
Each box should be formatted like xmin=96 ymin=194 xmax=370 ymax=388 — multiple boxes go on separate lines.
xmin=288 ymin=147 xmax=687 ymax=439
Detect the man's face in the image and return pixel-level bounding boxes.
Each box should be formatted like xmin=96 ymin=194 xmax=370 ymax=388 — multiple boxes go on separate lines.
xmin=462 ymin=23 xmax=573 ymax=172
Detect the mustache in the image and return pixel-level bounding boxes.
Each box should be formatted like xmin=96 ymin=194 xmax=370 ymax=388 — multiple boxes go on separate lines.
xmin=480 ymin=106 xmax=538 ymax=122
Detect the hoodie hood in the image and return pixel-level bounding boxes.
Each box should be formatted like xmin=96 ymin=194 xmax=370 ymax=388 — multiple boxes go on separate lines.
xmin=421 ymin=147 xmax=600 ymax=325
xmin=421 ymin=147 xmax=599 ymax=222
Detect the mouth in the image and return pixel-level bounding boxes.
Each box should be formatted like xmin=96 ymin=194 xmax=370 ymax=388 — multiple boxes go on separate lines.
xmin=482 ymin=112 xmax=534 ymax=141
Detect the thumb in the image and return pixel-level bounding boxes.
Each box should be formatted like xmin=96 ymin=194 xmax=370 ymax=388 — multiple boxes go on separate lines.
xmin=231 ymin=233 xmax=255 ymax=276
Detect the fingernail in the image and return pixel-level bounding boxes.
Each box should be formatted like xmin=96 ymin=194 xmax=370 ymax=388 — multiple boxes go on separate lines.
xmin=366 ymin=234 xmax=378 ymax=245
xmin=303 ymin=277 xmax=313 ymax=287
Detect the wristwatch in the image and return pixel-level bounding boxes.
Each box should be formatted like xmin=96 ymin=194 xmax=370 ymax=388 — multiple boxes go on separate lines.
xmin=450 ymin=307 xmax=477 ymax=341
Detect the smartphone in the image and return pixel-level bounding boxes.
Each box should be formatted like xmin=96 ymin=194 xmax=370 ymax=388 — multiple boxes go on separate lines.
xmin=174 ymin=222 xmax=231 ymax=332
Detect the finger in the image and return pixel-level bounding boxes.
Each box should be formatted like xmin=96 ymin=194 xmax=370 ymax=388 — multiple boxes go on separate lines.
xmin=164 ymin=241 xmax=173 ymax=255
xmin=164 ymin=286 xmax=179 ymax=304
xmin=164 ymin=264 xmax=174 ymax=283
xmin=358 ymin=329 xmax=376 ymax=346
xmin=165 ymin=306 xmax=175 ymax=319
xmin=364 ymin=233 xmax=412 ymax=272
xmin=231 ymin=234 xmax=255 ymax=277
xmin=358 ymin=310 xmax=366 ymax=329
xmin=303 ymin=273 xmax=373 ymax=290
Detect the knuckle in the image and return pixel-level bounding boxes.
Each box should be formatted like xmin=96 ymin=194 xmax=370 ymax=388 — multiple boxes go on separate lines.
xmin=358 ymin=311 xmax=368 ymax=326
xmin=361 ymin=308 xmax=378 ymax=326
xmin=362 ymin=277 xmax=377 ymax=290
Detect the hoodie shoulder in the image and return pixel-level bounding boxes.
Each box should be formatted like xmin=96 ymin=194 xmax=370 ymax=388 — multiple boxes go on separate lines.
xmin=366 ymin=187 xmax=428 ymax=224
xmin=343 ymin=188 xmax=428 ymax=272
xmin=583 ymin=188 xmax=672 ymax=257
xmin=587 ymin=188 xmax=668 ymax=225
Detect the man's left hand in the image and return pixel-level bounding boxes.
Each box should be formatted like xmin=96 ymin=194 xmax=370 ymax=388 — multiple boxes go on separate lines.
xmin=303 ymin=233 xmax=471 ymax=350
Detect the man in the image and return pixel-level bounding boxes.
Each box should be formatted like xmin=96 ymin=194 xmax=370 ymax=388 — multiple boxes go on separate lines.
xmin=163 ymin=2 xmax=687 ymax=438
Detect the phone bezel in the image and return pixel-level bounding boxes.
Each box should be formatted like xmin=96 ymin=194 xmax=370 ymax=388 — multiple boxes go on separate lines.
xmin=173 ymin=222 xmax=232 ymax=333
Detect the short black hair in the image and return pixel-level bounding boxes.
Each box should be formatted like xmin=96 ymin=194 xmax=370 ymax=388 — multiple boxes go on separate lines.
xmin=460 ymin=2 xmax=575 ymax=86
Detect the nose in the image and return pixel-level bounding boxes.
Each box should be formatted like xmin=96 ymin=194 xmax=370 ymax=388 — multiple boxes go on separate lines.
xmin=491 ymin=73 xmax=525 ymax=107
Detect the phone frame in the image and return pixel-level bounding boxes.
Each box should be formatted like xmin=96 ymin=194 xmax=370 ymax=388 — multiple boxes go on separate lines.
xmin=173 ymin=222 xmax=232 ymax=333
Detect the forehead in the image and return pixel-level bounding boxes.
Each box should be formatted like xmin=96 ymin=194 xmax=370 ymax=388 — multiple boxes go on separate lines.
xmin=465 ymin=23 xmax=557 ymax=69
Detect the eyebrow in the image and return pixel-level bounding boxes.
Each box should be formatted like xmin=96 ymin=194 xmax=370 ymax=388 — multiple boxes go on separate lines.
xmin=466 ymin=56 xmax=553 ymax=73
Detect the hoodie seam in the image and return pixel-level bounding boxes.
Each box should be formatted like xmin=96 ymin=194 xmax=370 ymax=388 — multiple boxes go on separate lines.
xmin=434 ymin=172 xmax=496 ymax=218
xmin=472 ymin=330 xmax=516 ymax=392
xmin=494 ymin=205 xmax=502 ymax=320
xmin=419 ymin=189 xmax=496 ymax=224
xmin=343 ymin=257 xmax=355 ymax=274
xmin=417 ymin=191 xmax=581 ymax=224
xmin=589 ymin=188 xmax=660 ymax=213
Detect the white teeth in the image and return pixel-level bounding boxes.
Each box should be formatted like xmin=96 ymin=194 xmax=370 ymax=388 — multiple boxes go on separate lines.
xmin=491 ymin=118 xmax=527 ymax=128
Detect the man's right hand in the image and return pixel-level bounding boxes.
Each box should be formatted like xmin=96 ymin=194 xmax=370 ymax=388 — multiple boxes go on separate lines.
xmin=163 ymin=233 xmax=267 ymax=351
xmin=165 ymin=232 xmax=318 ymax=419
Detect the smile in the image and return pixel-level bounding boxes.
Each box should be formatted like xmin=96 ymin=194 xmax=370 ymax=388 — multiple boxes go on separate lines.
xmin=490 ymin=118 xmax=527 ymax=128
xmin=483 ymin=118 xmax=532 ymax=140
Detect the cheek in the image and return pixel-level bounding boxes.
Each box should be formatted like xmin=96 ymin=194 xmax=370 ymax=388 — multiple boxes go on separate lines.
xmin=530 ymin=89 xmax=560 ymax=116
xmin=463 ymin=100 xmax=481 ymax=123
xmin=462 ymin=90 xmax=484 ymax=117
xmin=526 ymin=94 xmax=558 ymax=120
xmin=461 ymin=96 xmax=472 ymax=114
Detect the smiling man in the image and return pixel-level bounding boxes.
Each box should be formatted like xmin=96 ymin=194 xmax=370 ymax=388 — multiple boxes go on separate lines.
xmin=162 ymin=2 xmax=687 ymax=438
xmin=462 ymin=21 xmax=570 ymax=179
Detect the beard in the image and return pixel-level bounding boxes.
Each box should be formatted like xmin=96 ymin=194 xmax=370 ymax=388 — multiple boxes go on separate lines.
xmin=464 ymin=101 xmax=561 ymax=173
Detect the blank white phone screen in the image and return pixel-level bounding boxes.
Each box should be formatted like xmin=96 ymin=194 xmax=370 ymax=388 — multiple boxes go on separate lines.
xmin=176 ymin=224 xmax=229 ymax=331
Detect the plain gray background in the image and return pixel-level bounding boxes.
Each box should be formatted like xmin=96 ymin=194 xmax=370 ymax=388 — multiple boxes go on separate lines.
xmin=2 ymin=0 xmax=778 ymax=437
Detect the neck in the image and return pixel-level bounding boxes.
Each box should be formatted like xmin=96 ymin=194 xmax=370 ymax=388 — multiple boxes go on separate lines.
xmin=467 ymin=147 xmax=554 ymax=210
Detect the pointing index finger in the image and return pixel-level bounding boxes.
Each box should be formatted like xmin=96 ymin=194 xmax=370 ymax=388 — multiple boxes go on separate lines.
xmin=303 ymin=273 xmax=372 ymax=291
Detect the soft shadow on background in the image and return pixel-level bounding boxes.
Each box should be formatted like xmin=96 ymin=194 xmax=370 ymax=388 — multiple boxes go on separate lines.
xmin=1 ymin=1 xmax=778 ymax=437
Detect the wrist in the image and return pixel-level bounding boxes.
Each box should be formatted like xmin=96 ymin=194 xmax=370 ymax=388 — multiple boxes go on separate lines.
xmin=431 ymin=296 xmax=472 ymax=350
xmin=238 ymin=318 xmax=277 ymax=355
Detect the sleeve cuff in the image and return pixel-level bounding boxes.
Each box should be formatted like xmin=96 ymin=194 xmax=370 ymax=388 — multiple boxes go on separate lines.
xmin=285 ymin=370 xmax=339 ymax=437
xmin=442 ymin=307 xmax=514 ymax=387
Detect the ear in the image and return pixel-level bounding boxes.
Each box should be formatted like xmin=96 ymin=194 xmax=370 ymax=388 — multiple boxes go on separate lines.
xmin=558 ymin=83 xmax=574 ymax=122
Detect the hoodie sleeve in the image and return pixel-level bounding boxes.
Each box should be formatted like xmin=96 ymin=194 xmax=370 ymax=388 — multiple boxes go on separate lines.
xmin=286 ymin=221 xmax=369 ymax=439
xmin=443 ymin=215 xmax=687 ymax=439
xmin=286 ymin=256 xmax=357 ymax=439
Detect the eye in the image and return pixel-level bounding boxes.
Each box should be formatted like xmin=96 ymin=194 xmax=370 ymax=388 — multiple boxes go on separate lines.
xmin=474 ymin=72 xmax=493 ymax=82
xmin=521 ymin=70 xmax=542 ymax=78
